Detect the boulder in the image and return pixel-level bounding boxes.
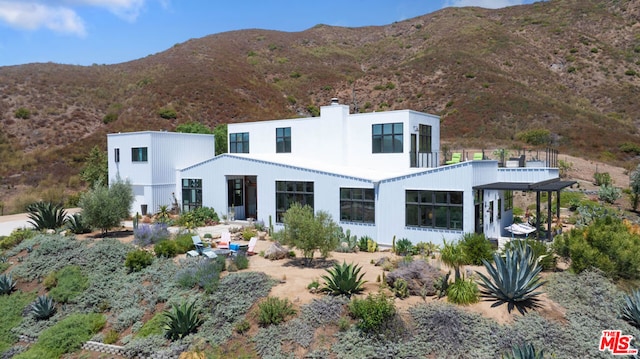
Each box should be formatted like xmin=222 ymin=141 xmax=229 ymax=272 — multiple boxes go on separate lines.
xmin=386 ymin=259 xmax=442 ymax=296
xmin=264 ymin=242 xmax=288 ymax=260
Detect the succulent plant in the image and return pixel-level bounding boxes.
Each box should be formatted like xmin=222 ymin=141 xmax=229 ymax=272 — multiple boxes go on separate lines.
xmin=0 ymin=273 xmax=16 ymax=295
xmin=26 ymin=201 xmax=67 ymax=231
xmin=163 ymin=301 xmax=203 ymax=340
xmin=502 ymin=342 xmax=545 ymax=359
xmin=476 ymin=242 xmax=546 ymax=314
xmin=32 ymin=294 xmax=57 ymax=320
xmin=621 ymin=288 xmax=640 ymax=329
xmin=321 ymin=261 xmax=366 ymax=298
xmin=65 ymin=213 xmax=92 ymax=234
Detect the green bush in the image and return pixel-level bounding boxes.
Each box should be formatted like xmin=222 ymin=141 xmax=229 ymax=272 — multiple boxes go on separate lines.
xmin=348 ymin=292 xmax=396 ymax=332
xmin=124 ymin=249 xmax=154 ymax=273
xmin=515 ymin=129 xmax=551 ymax=146
xmin=234 ymin=319 xmax=251 ymax=334
xmin=175 ymin=256 xmax=224 ymax=293
xmin=15 ymin=313 xmax=105 ymax=359
xmin=598 ymin=184 xmax=621 ymax=204
xmin=14 ymin=107 xmax=30 ymax=119
xmin=176 ymin=207 xmax=220 ymax=227
xmin=233 ymin=254 xmax=249 ymax=270
xmin=281 ymin=203 xmax=340 ymax=264
xmin=154 ymin=240 xmax=177 ymax=258
xmin=174 ymin=232 xmax=196 ymax=253
xmin=593 ymin=172 xmax=612 ymax=186
xmin=48 ymin=265 xmax=88 ymax=303
xmin=102 ymin=112 xmax=118 ymax=124
xmin=0 ymin=291 xmax=35 ymax=353
xmin=104 ymin=329 xmax=119 ymax=344
xmin=447 ymin=278 xmax=479 ymax=305
xmin=394 ymin=238 xmax=413 ymax=256
xmin=136 ymin=312 xmax=166 ymax=338
xmin=620 ymin=142 xmax=640 ymax=155
xmin=459 ymin=232 xmax=494 ymax=265
xmin=157 ymin=107 xmax=177 ymax=119
xmin=0 ymin=228 xmax=35 ymax=250
xmin=257 ymin=297 xmax=296 ymax=326
xmin=555 ymin=216 xmax=640 ymax=280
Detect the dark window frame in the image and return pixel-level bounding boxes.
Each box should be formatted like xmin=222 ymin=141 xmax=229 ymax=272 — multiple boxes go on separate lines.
xmin=182 ymin=178 xmax=202 ymax=213
xmin=276 ymin=127 xmax=291 ymax=153
xmin=131 ymin=147 xmax=148 ymax=162
xmin=340 ymin=188 xmax=375 ymax=224
xmin=405 ymin=190 xmax=463 ymax=230
xmin=418 ymin=124 xmax=432 ymax=153
xmin=505 ymin=190 xmax=514 ymax=210
xmin=114 ymin=148 xmax=120 ymax=163
xmin=275 ymin=180 xmax=313 ymax=222
xmin=229 ymin=132 xmax=250 ymax=153
xmin=372 ymin=123 xmax=403 ymax=153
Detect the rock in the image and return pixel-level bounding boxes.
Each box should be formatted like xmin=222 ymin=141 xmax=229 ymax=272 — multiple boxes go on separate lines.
xmin=386 ymin=259 xmax=442 ymax=296
xmin=264 ymin=242 xmax=288 ymax=260
xmin=374 ymin=256 xmax=392 ymax=267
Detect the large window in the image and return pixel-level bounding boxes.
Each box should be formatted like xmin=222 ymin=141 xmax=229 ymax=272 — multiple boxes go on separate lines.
xmin=229 ymin=132 xmax=249 ymax=153
xmin=276 ymin=127 xmax=291 ymax=153
xmin=405 ymin=190 xmax=463 ymax=230
xmin=131 ymin=147 xmax=147 ymax=162
xmin=275 ymin=181 xmax=313 ymax=222
xmin=340 ymin=188 xmax=375 ymax=223
xmin=372 ymin=123 xmax=403 ymax=153
xmin=182 ymin=179 xmax=202 ymax=213
xmin=505 ymin=190 xmax=514 ymax=210
xmin=418 ymin=124 xmax=432 ymax=153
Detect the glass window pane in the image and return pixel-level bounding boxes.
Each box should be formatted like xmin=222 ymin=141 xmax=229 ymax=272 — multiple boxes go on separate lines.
xmin=450 ymin=207 xmax=463 ymax=229
xmin=364 ymin=189 xmax=375 ymax=201
xmin=383 ymin=123 xmax=392 ymax=133
xmin=372 ymin=124 xmax=382 ymax=135
xmin=382 ymin=136 xmax=393 ymax=152
xmin=406 ymin=191 xmax=418 ymax=203
xmin=352 ymin=189 xmax=363 ymax=200
xmin=393 ymin=123 xmax=403 ymax=134
xmin=435 ymin=192 xmax=447 ymax=204
xmin=340 ymin=188 xmax=350 ymax=200
xmin=406 ymin=204 xmax=418 ymax=226
xmin=434 ymin=206 xmax=448 ymax=228
xmin=420 ymin=191 xmax=432 ymax=203
xmin=450 ymin=192 xmax=463 ymax=205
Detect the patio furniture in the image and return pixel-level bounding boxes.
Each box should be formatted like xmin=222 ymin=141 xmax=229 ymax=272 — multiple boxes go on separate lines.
xmin=247 ymin=237 xmax=258 ymax=256
xmin=191 ymin=235 xmax=217 ymax=259
xmin=217 ymin=232 xmax=231 ymax=249
xmin=446 ymin=152 xmax=462 ymax=165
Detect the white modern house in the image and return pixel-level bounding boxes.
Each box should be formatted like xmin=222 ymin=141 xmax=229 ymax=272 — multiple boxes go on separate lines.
xmin=107 ymin=99 xmax=573 ymax=245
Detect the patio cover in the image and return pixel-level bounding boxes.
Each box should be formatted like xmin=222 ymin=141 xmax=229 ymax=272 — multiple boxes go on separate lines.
xmin=474 ymin=178 xmax=577 ymax=241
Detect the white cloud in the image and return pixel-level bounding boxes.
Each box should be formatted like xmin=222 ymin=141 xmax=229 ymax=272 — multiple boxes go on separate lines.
xmin=0 ymin=1 xmax=86 ymax=35
xmin=444 ymin=0 xmax=529 ymax=9
xmin=65 ymin=0 xmax=146 ymax=22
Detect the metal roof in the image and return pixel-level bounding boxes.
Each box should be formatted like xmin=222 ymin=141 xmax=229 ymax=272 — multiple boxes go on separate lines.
xmin=473 ymin=178 xmax=577 ymax=191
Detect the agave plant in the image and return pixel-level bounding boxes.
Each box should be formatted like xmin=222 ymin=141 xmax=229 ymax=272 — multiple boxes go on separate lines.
xmin=621 ymin=288 xmax=640 ymax=329
xmin=502 ymin=342 xmax=545 ymax=359
xmin=65 ymin=213 xmax=92 ymax=234
xmin=163 ymin=301 xmax=203 ymax=340
xmin=321 ymin=261 xmax=366 ymax=298
xmin=476 ymin=242 xmax=546 ymax=314
xmin=32 ymin=294 xmax=57 ymax=320
xmin=0 ymin=273 xmax=16 ymax=295
xmin=27 ymin=201 xmax=67 ymax=231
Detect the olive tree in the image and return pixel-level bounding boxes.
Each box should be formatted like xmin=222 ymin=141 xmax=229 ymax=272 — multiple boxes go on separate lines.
xmin=79 ymin=178 xmax=133 ymax=236
xmin=281 ymin=203 xmax=340 ymax=265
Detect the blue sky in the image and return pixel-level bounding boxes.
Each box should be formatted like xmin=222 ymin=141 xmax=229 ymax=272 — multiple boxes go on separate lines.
xmin=0 ymin=0 xmax=541 ymax=67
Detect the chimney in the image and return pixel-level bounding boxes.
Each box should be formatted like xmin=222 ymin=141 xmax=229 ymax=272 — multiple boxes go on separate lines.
xmin=330 ymin=98 xmax=339 ymax=105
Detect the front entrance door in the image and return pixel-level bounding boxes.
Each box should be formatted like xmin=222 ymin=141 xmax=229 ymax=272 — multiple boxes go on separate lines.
xmin=227 ymin=176 xmax=257 ymax=220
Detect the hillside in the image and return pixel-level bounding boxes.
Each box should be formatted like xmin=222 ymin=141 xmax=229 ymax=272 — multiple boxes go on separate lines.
xmin=0 ymin=0 xmax=639 ymax=205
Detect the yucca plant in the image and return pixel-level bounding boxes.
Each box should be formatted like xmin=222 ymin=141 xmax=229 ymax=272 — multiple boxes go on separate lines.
xmin=321 ymin=261 xmax=367 ymax=298
xmin=32 ymin=294 xmax=57 ymax=320
xmin=27 ymin=201 xmax=67 ymax=231
xmin=502 ymin=342 xmax=545 ymax=359
xmin=476 ymin=242 xmax=546 ymax=314
xmin=65 ymin=213 xmax=92 ymax=234
xmin=621 ymin=288 xmax=640 ymax=329
xmin=163 ymin=301 xmax=203 ymax=340
xmin=0 ymin=273 xmax=16 ymax=295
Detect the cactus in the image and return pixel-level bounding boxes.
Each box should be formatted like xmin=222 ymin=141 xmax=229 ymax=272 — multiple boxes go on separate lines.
xmin=133 ymin=212 xmax=139 ymax=229
xmin=392 ymin=235 xmax=396 ymax=255
xmin=32 ymin=295 xmax=57 ymax=320
xmin=0 ymin=273 xmax=16 ymax=295
xmin=268 ymin=215 xmax=274 ymax=236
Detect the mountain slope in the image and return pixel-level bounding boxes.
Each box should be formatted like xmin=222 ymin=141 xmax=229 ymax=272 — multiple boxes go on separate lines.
xmin=0 ymin=0 xmax=638 ymax=193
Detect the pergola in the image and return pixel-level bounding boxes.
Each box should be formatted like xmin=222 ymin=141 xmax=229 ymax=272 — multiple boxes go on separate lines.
xmin=474 ymin=178 xmax=577 ymax=241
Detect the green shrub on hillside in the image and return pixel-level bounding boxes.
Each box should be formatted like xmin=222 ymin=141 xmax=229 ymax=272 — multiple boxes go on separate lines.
xmin=0 ymin=291 xmax=36 ymax=353
xmin=15 ymin=313 xmax=105 ymax=359
xmin=515 ymin=129 xmax=551 ymax=146
xmin=48 ymin=265 xmax=89 ymax=303
xmin=348 ymin=292 xmax=396 ymax=332
xmin=124 ymin=249 xmax=154 ymax=273
xmin=459 ymin=232 xmax=494 ymax=265
xmin=554 ymin=216 xmax=640 ymax=280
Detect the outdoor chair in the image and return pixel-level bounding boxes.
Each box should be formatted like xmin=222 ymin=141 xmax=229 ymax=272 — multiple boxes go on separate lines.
xmin=446 ymin=152 xmax=462 ymax=165
xmin=217 ymin=232 xmax=231 ymax=250
xmin=191 ymin=235 xmax=217 ymax=259
xmin=246 ymin=236 xmax=258 ymax=256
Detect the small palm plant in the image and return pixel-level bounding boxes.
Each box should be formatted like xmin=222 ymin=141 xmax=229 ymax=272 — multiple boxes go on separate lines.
xmin=476 ymin=242 xmax=546 ymax=314
xmin=502 ymin=342 xmax=545 ymax=359
xmin=621 ymin=288 xmax=640 ymax=329
xmin=27 ymin=202 xmax=67 ymax=231
xmin=321 ymin=261 xmax=367 ymax=298
xmin=32 ymin=295 xmax=57 ymax=320
xmin=0 ymin=273 xmax=16 ymax=295
xmin=163 ymin=301 xmax=203 ymax=340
